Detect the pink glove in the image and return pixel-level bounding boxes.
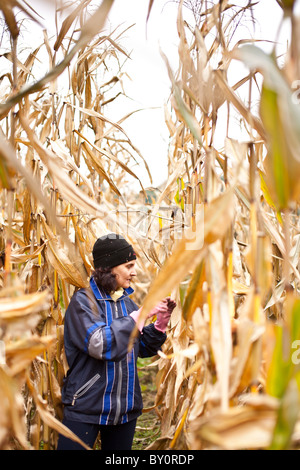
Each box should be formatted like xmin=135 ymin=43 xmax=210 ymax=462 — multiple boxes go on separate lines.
xmin=154 ymin=297 xmax=176 ymax=333
xmin=130 ymin=300 xmax=171 ymax=332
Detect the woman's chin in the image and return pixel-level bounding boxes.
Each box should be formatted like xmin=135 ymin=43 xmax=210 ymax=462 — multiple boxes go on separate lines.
xmin=118 ymin=281 xmax=130 ymax=289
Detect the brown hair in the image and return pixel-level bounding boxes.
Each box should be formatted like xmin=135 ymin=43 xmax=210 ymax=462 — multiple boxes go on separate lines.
xmin=92 ymin=267 xmax=118 ymax=294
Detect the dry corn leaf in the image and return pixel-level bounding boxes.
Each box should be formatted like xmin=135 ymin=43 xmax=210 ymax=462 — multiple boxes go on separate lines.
xmin=42 ymin=219 xmax=89 ymax=288
xmin=10 ymin=243 xmax=45 ymax=264
xmin=81 ymin=141 xmax=122 ymax=197
xmin=208 ymin=242 xmax=232 ymax=413
xmin=182 ymin=261 xmax=206 ymax=323
xmin=19 ymin=113 xmax=114 ymax=220
xmin=75 ymin=129 xmax=145 ymax=193
xmin=0 ymin=0 xmax=115 ymax=118
xmin=50 ymin=140 xmax=95 ymax=196
xmin=0 ymin=368 xmax=28 ymax=449
xmin=0 ymin=290 xmax=50 ymax=320
xmin=146 ymin=0 xmax=155 ymax=22
xmin=138 ymin=189 xmax=235 ymax=321
xmin=0 ymin=130 xmax=75 ymax=249
xmin=0 ymin=0 xmax=42 ymax=39
xmin=190 ymin=403 xmax=276 ymax=450
xmin=53 ymin=0 xmax=93 ymax=52
xmin=235 ymin=45 xmax=300 ymax=209
xmin=5 ymin=335 xmax=56 ymax=376
xmin=214 ymin=69 xmax=266 ymax=140
xmin=66 ymin=102 xmax=133 ymax=143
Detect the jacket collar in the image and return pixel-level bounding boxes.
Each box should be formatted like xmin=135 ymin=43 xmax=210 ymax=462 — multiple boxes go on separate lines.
xmin=89 ymin=277 xmax=134 ymax=301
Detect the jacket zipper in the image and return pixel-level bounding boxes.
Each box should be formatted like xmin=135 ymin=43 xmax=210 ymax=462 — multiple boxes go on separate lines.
xmin=113 ymin=301 xmax=122 ymax=424
xmin=72 ymin=373 xmax=101 ymax=406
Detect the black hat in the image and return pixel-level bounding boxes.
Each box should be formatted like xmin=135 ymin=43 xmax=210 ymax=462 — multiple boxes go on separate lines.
xmin=92 ymin=233 xmax=136 ymax=269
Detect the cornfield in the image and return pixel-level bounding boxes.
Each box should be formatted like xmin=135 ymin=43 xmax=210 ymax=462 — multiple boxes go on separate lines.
xmin=1 ymin=0 xmax=300 ymax=451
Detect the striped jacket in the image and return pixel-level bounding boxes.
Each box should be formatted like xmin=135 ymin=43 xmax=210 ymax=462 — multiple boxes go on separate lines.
xmin=61 ymin=277 xmax=167 ymax=425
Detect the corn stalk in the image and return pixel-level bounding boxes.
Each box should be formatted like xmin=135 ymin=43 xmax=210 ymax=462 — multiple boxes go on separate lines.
xmin=0 ymin=0 xmax=154 ymax=449
xmin=136 ymin=0 xmax=300 ymax=451
xmin=1 ymin=0 xmax=300 ymax=451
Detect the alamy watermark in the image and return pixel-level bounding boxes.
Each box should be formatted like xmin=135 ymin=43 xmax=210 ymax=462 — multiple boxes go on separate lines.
xmin=292 ymin=340 xmax=300 ymax=365
xmin=291 ymin=80 xmax=300 ymax=105
xmin=101 ymin=202 xmax=205 ymax=252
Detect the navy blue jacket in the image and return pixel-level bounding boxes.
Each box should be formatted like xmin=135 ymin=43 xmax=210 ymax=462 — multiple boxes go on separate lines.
xmin=61 ymin=278 xmax=166 ymax=425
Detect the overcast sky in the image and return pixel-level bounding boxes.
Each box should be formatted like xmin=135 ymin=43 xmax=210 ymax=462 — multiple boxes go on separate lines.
xmin=21 ymin=1 xmax=294 ymax=189
xmin=106 ymin=0 xmax=290 ymax=188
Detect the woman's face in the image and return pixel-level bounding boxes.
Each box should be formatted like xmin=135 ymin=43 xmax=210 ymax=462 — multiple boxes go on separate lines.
xmin=111 ymin=261 xmax=137 ymax=289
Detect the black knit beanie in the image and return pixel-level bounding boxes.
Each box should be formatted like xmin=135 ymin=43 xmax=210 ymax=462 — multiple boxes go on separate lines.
xmin=92 ymin=233 xmax=136 ymax=269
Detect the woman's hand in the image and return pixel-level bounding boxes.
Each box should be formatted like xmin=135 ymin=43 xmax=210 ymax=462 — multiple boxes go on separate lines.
xmin=154 ymin=297 xmax=176 ymax=333
xmin=130 ymin=297 xmax=176 ymax=332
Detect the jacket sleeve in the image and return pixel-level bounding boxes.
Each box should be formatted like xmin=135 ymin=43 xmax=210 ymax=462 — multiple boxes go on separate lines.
xmin=65 ymin=290 xmax=138 ymax=362
xmin=139 ymin=323 xmax=167 ymax=358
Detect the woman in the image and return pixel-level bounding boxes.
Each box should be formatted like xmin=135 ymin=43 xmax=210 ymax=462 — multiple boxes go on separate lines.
xmin=57 ymin=233 xmax=176 ymax=450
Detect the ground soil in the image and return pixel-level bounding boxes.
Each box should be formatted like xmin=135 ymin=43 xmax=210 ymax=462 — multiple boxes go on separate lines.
xmin=132 ymin=358 xmax=161 ymax=450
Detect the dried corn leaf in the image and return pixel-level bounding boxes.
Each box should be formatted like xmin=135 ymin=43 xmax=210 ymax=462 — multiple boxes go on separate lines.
xmin=132 ymin=189 xmax=235 ymax=343
xmin=146 ymin=0 xmax=155 ymax=22
xmin=68 ymin=103 xmax=132 ymax=144
xmin=190 ymin=400 xmax=277 ymax=450
xmin=182 ymin=261 xmax=206 ymax=323
xmin=75 ymin=129 xmax=145 ymax=191
xmin=42 ymin=219 xmax=89 ymax=288
xmin=0 ymin=290 xmax=50 ymax=320
xmin=0 ymin=0 xmax=42 ymax=40
xmin=0 ymin=368 xmax=28 ymax=449
xmin=0 ymin=0 xmax=115 ymax=118
xmin=235 ymin=45 xmax=300 ymax=209
xmin=214 ymin=69 xmax=266 ymax=140
xmin=208 ymin=242 xmax=232 ymax=412
xmin=10 ymin=243 xmax=45 ymax=264
xmin=19 ymin=113 xmax=113 ymax=219
xmin=53 ymin=1 xmax=93 ymax=52
xmin=81 ymin=141 xmax=122 ymax=197
xmin=0 ymin=130 xmax=75 ymax=249
xmin=5 ymin=335 xmax=56 ymax=376
xmin=50 ymin=139 xmax=94 ymax=195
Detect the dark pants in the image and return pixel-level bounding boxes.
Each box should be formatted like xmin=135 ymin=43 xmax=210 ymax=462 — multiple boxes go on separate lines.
xmin=57 ymin=417 xmax=137 ymax=450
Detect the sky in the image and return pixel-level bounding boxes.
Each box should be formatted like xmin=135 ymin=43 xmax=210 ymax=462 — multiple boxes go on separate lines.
xmin=17 ymin=0 xmax=296 ymax=189
xmin=105 ymin=0 xmax=291 ymax=188
xmin=106 ymin=0 xmax=180 ymax=188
